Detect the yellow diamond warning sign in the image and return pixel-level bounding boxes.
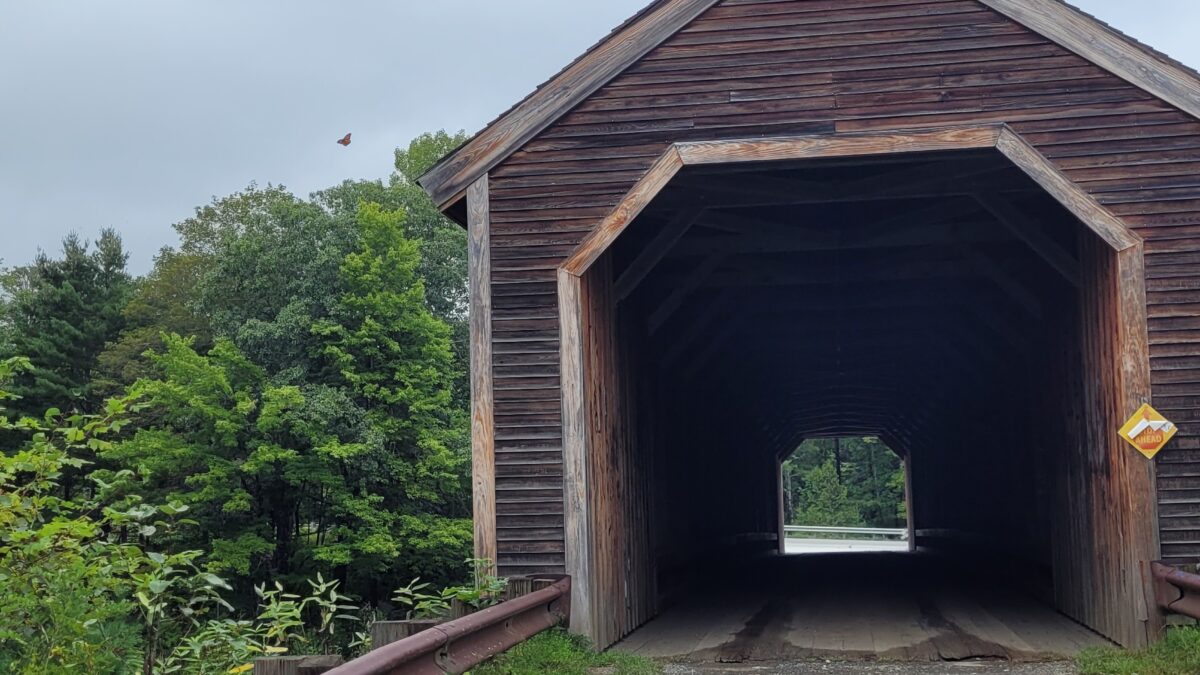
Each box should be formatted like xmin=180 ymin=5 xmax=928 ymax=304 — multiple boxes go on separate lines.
xmin=1119 ymin=404 xmax=1176 ymax=460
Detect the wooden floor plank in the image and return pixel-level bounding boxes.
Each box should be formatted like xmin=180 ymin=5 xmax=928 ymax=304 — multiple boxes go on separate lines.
xmin=612 ymin=552 xmax=1109 ymax=663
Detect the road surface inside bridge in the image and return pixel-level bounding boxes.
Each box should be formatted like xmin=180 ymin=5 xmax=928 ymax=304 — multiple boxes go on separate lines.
xmin=784 ymin=538 xmax=909 ymax=554
xmin=614 ymin=552 xmax=1107 ymax=664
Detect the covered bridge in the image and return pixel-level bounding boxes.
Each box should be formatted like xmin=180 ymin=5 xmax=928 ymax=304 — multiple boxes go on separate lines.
xmin=419 ymin=0 xmax=1200 ymax=654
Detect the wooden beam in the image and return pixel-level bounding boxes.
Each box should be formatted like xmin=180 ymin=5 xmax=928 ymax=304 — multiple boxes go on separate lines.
xmin=864 ymin=197 xmax=986 ymax=232
xmin=839 ymin=158 xmax=1011 ymax=197
xmin=557 ymin=268 xmax=592 ymax=638
xmin=665 ymin=284 xmax=1033 ymax=355
xmin=995 ymin=128 xmax=1140 ymax=251
xmin=563 ymin=148 xmax=684 ymax=275
xmin=418 ymin=0 xmax=721 ymax=208
xmin=467 ymin=175 xmax=497 ymax=564
xmin=658 ymin=287 xmax=735 ymax=354
xmin=675 ymin=126 xmax=1003 ymax=166
xmin=975 ymin=192 xmax=1082 ymax=288
xmin=680 ymin=320 xmax=739 ymax=382
xmin=687 ymin=324 xmax=997 ymax=389
xmin=954 ymin=243 xmax=1045 ymax=318
xmin=682 ymin=256 xmax=1005 ymax=291
xmin=562 ymin=129 xmax=1141 ymax=278
xmin=687 ymin=209 xmax=809 ymax=237
xmin=614 ymin=204 xmax=705 ymax=300
xmin=979 ymin=0 xmax=1200 ymax=123
xmin=647 ymin=251 xmax=728 ymax=332
xmin=663 ymin=170 xmax=1035 ymax=210
xmin=565 ymin=126 xmax=1140 ymax=278
xmin=667 ymin=219 xmax=1008 ymax=258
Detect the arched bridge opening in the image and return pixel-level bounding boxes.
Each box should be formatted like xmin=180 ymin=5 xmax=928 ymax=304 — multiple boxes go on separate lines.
xmin=556 ymin=131 xmax=1159 ymax=656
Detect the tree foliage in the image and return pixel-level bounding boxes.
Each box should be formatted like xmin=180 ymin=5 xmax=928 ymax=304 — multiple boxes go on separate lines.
xmin=783 ymin=437 xmax=906 ymax=528
xmin=105 ymin=201 xmax=470 ymax=603
xmin=0 ymin=132 xmax=476 ymax=668
xmin=0 ymin=231 xmax=133 ymax=417
xmin=0 ymin=357 xmax=221 ymax=674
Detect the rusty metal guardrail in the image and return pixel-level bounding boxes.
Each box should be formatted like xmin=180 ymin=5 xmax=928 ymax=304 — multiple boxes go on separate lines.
xmin=326 ymin=575 xmax=570 ymax=675
xmin=1151 ymin=561 xmax=1200 ymax=620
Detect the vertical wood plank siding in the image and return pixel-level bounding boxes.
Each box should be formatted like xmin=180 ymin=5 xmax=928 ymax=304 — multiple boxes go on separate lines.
xmin=483 ymin=0 xmax=1200 ymax=583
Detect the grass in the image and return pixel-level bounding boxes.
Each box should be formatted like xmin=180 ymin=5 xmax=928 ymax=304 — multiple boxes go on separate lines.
xmin=471 ymin=629 xmax=660 ymax=675
xmin=1077 ymin=626 xmax=1200 ymax=675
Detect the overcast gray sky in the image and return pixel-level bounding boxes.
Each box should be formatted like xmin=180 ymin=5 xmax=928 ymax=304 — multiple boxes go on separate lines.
xmin=2 ymin=1 xmax=1198 ymax=275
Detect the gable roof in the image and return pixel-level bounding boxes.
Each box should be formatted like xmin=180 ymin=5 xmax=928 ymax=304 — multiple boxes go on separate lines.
xmin=418 ymin=0 xmax=1200 ymax=211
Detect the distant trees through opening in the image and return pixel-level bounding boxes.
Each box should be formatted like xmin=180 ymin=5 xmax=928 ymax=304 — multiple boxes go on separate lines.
xmin=782 ymin=437 xmax=906 ymax=530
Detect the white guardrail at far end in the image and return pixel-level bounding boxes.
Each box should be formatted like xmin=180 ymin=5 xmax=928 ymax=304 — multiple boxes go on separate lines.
xmin=784 ymin=525 xmax=908 ymax=540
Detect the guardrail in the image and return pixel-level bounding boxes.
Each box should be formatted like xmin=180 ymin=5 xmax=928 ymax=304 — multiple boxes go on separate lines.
xmin=326 ymin=576 xmax=570 ymax=675
xmin=784 ymin=525 xmax=908 ymax=540
xmin=1151 ymin=561 xmax=1200 ymax=620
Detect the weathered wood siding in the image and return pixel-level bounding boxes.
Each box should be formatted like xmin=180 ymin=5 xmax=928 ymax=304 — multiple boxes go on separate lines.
xmin=484 ymin=0 xmax=1200 ymax=578
xmin=577 ymin=257 xmax=657 ymax=647
xmin=1053 ymin=233 xmax=1157 ymax=647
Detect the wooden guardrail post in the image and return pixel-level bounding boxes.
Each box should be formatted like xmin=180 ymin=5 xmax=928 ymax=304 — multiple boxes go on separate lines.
xmin=254 ymin=655 xmax=344 ymax=675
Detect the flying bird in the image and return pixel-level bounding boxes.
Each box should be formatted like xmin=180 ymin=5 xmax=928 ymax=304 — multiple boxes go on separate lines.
xmin=337 ymin=133 xmax=352 ymax=147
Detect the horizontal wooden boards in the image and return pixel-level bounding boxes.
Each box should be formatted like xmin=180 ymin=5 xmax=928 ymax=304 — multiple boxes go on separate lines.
xmin=483 ymin=0 xmax=1200 ymax=576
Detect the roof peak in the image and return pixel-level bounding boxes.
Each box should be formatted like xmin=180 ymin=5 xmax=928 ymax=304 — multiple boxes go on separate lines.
xmin=419 ymin=0 xmax=1200 ymax=211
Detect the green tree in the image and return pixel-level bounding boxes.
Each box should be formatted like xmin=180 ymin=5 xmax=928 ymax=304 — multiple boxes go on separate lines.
xmin=109 ymin=200 xmax=472 ymax=602
xmin=312 ymin=200 xmax=471 ymax=589
xmin=842 ymin=438 xmax=906 ymax=527
xmin=194 ymin=190 xmax=356 ymax=381
xmin=794 ymin=458 xmax=861 ymax=527
xmin=95 ymin=248 xmax=214 ymax=395
xmin=106 ymin=336 xmax=376 ymax=590
xmin=314 ymin=131 xmax=471 ymax=408
xmin=0 ymin=231 xmax=133 ymax=417
xmin=783 ymin=438 xmax=905 ymax=528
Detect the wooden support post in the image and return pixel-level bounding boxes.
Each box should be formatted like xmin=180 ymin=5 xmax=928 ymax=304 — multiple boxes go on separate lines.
xmin=558 ymin=268 xmax=593 ymax=640
xmin=1116 ymin=241 xmax=1163 ymax=645
xmin=777 ymin=456 xmax=787 ymax=555
xmin=467 ymin=175 xmax=497 ymax=564
xmin=904 ymin=456 xmax=916 ymax=553
xmin=254 ymin=656 xmax=343 ymax=675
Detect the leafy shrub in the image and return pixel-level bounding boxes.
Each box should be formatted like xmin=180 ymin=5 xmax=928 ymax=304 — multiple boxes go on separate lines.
xmin=443 ymin=558 xmax=507 ymax=611
xmin=0 ymin=357 xmax=364 ymax=673
xmin=392 ymin=558 xmax=507 ymax=621
xmin=0 ymin=357 xmax=180 ymax=673
xmin=392 ymin=578 xmax=450 ymax=620
xmin=158 ymin=574 xmax=363 ymax=674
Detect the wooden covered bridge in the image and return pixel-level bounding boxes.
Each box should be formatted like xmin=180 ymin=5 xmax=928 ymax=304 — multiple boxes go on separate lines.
xmin=418 ymin=0 xmax=1200 ymax=657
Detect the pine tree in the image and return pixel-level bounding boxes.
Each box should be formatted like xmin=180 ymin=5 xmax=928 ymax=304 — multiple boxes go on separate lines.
xmin=0 ymin=231 xmax=132 ymax=416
